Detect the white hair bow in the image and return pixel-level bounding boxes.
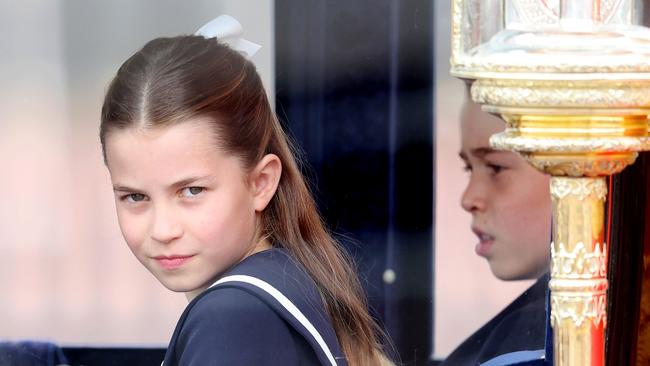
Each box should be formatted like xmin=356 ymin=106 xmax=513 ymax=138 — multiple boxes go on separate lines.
xmin=195 ymin=15 xmax=261 ymax=59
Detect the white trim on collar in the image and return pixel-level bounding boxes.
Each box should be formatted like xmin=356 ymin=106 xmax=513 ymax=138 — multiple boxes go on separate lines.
xmin=211 ymin=274 xmax=338 ymax=366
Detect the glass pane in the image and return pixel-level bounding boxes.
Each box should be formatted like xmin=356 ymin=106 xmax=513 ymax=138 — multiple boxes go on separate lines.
xmin=452 ymin=0 xmax=650 ymax=78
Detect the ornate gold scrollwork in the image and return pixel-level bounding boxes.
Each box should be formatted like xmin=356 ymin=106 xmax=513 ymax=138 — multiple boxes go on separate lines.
xmin=473 ymin=79 xmax=650 ymax=109
xmin=514 ymin=0 xmax=626 ymax=25
xmin=551 ymin=242 xmax=608 ymax=278
xmin=490 ymin=135 xmax=650 ymax=153
xmin=453 ymin=57 xmax=650 ymax=77
xmin=550 ymin=178 xmax=607 ymax=201
xmin=551 ymin=290 xmax=608 ymax=328
xmin=526 ymin=158 xmax=633 ymax=177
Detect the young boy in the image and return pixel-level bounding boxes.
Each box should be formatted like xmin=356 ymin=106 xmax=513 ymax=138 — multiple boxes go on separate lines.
xmin=442 ymin=83 xmax=551 ymax=365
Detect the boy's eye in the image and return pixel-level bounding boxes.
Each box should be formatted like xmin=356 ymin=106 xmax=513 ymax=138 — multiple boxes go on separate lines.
xmin=124 ymin=193 xmax=146 ymax=203
xmin=462 ymin=164 xmax=472 ymax=173
xmin=181 ymin=187 xmax=204 ymax=197
xmin=487 ymin=164 xmax=504 ymax=175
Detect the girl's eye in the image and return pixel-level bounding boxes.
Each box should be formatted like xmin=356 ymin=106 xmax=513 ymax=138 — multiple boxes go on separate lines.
xmin=462 ymin=164 xmax=472 ymax=173
xmin=124 ymin=193 xmax=146 ymax=203
xmin=181 ymin=187 xmax=204 ymax=197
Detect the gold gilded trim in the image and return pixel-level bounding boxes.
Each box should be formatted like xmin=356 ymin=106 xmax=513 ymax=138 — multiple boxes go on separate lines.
xmin=551 ymin=291 xmax=608 ymax=328
xmin=452 ymin=57 xmax=650 ymax=78
xmin=549 ymin=177 xmax=607 ymax=365
xmin=490 ymin=133 xmax=650 ymax=153
xmin=526 ymin=157 xmax=633 ymax=177
xmin=473 ymin=79 xmax=650 ymax=109
xmin=512 ymin=0 xmax=558 ymax=24
xmin=449 ymin=0 xmax=464 ymax=69
xmin=550 ymin=178 xmax=608 ymax=201
xmin=551 ymin=242 xmax=608 ymax=278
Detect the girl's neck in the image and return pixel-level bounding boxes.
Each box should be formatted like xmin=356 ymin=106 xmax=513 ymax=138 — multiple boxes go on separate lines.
xmin=184 ymin=238 xmax=273 ymax=302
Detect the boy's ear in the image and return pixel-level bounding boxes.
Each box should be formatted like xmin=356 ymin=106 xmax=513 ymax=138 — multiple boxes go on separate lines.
xmin=250 ymin=154 xmax=282 ymax=212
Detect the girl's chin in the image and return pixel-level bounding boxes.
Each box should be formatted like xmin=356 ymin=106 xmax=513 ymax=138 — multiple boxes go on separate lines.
xmin=157 ymin=277 xmax=205 ymax=294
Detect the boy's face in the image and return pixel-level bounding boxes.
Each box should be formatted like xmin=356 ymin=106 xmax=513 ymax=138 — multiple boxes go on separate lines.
xmin=459 ymin=95 xmax=551 ymax=281
xmin=104 ymin=119 xmax=270 ymax=300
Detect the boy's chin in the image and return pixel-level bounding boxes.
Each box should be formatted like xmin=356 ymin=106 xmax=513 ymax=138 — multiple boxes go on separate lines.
xmin=489 ymin=263 xmax=531 ymax=281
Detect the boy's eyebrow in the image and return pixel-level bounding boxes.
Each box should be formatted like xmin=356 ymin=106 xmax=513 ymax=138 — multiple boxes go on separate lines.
xmin=471 ymin=147 xmax=499 ymax=157
xmin=458 ymin=147 xmax=499 ymax=161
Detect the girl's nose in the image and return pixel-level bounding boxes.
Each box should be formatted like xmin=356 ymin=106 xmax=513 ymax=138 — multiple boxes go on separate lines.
xmin=150 ymin=204 xmax=183 ymax=244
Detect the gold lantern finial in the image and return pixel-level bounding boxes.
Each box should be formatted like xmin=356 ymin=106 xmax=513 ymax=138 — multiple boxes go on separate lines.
xmin=451 ymin=1 xmax=650 ymax=365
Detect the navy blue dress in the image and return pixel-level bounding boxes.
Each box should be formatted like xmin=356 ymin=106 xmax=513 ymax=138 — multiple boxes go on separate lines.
xmin=162 ymin=248 xmax=347 ymax=366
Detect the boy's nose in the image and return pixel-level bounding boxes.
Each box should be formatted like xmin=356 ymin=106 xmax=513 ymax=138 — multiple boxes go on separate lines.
xmin=461 ymin=177 xmax=487 ymax=213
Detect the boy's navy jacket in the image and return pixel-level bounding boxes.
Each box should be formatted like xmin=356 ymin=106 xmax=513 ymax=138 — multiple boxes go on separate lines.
xmin=441 ymin=274 xmax=548 ymax=366
xmin=162 ymin=248 xmax=347 ymax=366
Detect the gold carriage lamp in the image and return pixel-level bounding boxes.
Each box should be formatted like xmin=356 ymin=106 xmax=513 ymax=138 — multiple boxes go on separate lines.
xmin=450 ymin=1 xmax=650 ymax=365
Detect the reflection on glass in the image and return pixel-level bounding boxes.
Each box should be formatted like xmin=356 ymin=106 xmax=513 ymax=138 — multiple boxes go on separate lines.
xmin=452 ymin=0 xmax=650 ymax=80
xmin=450 ymin=0 xmax=650 ymax=364
xmin=440 ymin=84 xmax=551 ymax=365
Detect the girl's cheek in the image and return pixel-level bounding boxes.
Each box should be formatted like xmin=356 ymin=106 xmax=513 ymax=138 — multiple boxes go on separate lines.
xmin=117 ymin=212 xmax=147 ymax=248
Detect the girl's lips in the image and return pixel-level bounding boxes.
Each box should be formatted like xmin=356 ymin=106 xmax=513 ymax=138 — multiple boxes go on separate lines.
xmin=154 ymin=255 xmax=195 ymax=270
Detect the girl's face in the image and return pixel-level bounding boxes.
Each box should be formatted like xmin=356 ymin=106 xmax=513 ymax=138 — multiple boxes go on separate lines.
xmin=459 ymin=97 xmax=551 ymax=281
xmin=105 ymin=119 xmax=278 ymax=300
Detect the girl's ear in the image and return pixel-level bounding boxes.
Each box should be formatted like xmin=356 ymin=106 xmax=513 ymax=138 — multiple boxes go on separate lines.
xmin=250 ymin=154 xmax=282 ymax=212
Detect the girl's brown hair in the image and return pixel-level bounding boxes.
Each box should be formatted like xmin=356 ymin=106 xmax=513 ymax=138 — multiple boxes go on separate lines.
xmin=100 ymin=36 xmax=389 ymax=366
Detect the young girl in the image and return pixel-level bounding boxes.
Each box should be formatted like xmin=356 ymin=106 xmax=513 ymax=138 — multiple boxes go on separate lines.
xmin=99 ymin=22 xmax=388 ymax=366
xmin=442 ymin=82 xmax=552 ymax=365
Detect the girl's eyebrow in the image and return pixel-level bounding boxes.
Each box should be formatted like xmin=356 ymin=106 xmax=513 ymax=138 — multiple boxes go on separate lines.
xmin=169 ymin=175 xmax=214 ymax=189
xmin=113 ymin=184 xmax=138 ymax=192
xmin=112 ymin=175 xmax=215 ymax=192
